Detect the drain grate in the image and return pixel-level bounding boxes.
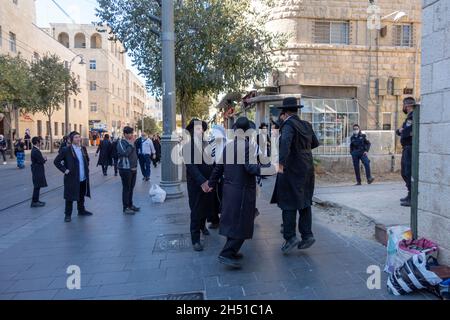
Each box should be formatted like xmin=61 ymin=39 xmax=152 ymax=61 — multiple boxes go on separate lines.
xmin=153 ymin=233 xmax=192 ymax=253
xmin=139 ymin=292 xmax=205 ymax=300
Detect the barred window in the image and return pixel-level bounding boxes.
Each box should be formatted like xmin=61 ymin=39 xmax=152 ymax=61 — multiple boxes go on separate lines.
xmin=314 ymin=21 xmax=349 ymax=44
xmin=393 ymin=24 xmax=413 ymax=47
xmin=90 ymin=103 xmax=97 ymax=112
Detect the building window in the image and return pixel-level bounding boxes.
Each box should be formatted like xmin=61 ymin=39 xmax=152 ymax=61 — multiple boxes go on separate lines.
xmin=90 ymin=103 xmax=98 ymax=112
xmin=13 ymin=0 xmax=18 ymax=5
xmin=79 ymin=125 xmax=83 ymax=136
xmin=46 ymin=121 xmax=50 ymax=136
xmin=37 ymin=120 xmax=42 ymax=137
xmin=9 ymin=32 xmax=17 ymax=52
xmin=73 ymin=99 xmax=77 ymax=109
xmin=54 ymin=122 xmax=58 ymax=136
xmin=89 ymin=60 xmax=96 ymax=70
xmin=382 ymin=113 xmax=392 ymax=130
xmin=62 ymin=123 xmax=65 ymax=135
xmin=393 ymin=24 xmax=413 ymax=47
xmin=313 ymin=21 xmax=349 ymax=45
xmin=79 ymin=101 xmax=82 ymax=109
xmin=90 ymin=81 xmax=97 ymax=91
xmin=74 ymin=124 xmax=77 ymax=132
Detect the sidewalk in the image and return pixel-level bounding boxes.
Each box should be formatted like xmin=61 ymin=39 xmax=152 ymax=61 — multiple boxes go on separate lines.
xmin=0 ymin=167 xmax=433 ymax=300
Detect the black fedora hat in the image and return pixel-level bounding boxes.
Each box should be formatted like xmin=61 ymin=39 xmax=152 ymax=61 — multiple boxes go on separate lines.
xmin=186 ymin=118 xmax=208 ymax=133
xmin=278 ymin=97 xmax=303 ymax=110
xmin=232 ymin=117 xmax=251 ymax=131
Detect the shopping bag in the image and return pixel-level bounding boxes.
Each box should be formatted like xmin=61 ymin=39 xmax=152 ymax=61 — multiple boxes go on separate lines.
xmin=397 ymin=238 xmax=439 ymax=265
xmin=149 ymin=184 xmax=167 ymax=203
xmin=384 ymin=226 xmax=413 ymax=273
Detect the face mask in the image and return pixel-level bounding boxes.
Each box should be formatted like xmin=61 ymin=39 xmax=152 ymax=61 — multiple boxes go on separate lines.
xmin=353 ymin=130 xmax=359 ymax=135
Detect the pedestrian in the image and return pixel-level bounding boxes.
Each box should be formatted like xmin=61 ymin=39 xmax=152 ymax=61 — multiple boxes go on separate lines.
xmin=397 ymin=97 xmax=417 ymax=207
xmin=59 ymin=136 xmax=69 ymax=154
xmin=96 ymin=134 xmax=113 ymax=176
xmin=117 ymin=127 xmax=141 ymax=215
xmin=152 ymin=134 xmax=161 ymax=168
xmin=271 ymin=97 xmax=320 ymax=254
xmin=134 ymin=133 xmax=146 ymax=179
xmin=30 ymin=136 xmax=47 ymax=208
xmin=207 ymin=117 xmax=269 ymax=269
xmin=0 ymin=135 xmax=7 ymax=165
xmin=207 ymin=124 xmax=228 ymax=229
xmin=141 ymin=133 xmax=156 ymax=181
xmin=183 ymin=119 xmax=214 ymax=252
xmin=54 ymin=131 xmax=93 ymax=223
xmin=24 ymin=129 xmax=31 ymax=150
xmin=111 ymin=137 xmax=119 ymax=177
xmin=350 ymin=124 xmax=375 ymax=186
xmin=14 ymin=138 xmax=26 ymax=169
xmin=92 ymin=132 xmax=98 ymax=147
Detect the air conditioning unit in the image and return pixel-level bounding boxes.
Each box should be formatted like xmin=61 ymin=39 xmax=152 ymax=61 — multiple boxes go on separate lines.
xmin=376 ymin=78 xmax=388 ymax=96
xmin=393 ymin=78 xmax=403 ymax=96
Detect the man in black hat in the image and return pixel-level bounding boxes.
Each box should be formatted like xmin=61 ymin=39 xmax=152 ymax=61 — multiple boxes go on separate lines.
xmin=54 ymin=131 xmax=93 ymax=222
xmin=396 ymin=97 xmax=417 ymax=207
xmin=271 ymin=97 xmax=320 ymax=254
xmin=184 ymin=119 xmax=214 ymax=252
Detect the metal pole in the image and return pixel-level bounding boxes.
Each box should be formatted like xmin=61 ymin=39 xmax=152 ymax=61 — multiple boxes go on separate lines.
xmin=411 ymin=105 xmax=420 ymax=239
xmin=64 ymin=61 xmax=70 ymax=135
xmin=160 ymin=0 xmax=183 ymax=198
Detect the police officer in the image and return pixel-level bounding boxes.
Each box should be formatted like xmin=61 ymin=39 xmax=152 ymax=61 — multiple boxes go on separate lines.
xmin=397 ymin=97 xmax=416 ymax=207
xmin=350 ymin=124 xmax=375 ymax=185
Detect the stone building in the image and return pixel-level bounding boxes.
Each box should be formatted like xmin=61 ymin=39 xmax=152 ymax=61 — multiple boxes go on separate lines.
xmin=0 ymin=0 xmax=89 ymax=143
xmin=419 ymin=0 xmax=450 ymax=265
xmin=240 ymin=0 xmax=422 ymax=157
xmin=126 ymin=70 xmax=147 ymax=132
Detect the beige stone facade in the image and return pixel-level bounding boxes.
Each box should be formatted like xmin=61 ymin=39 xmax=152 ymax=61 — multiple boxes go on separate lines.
xmin=0 ymin=0 xmax=89 ymax=142
xmin=126 ymin=70 xmax=147 ymax=132
xmin=265 ymin=0 xmax=422 ymax=131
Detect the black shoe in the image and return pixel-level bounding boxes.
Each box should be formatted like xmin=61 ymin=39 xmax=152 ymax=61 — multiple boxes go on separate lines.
xmin=368 ymin=177 xmax=375 ymax=185
xmin=123 ymin=208 xmax=136 ymax=215
xmin=401 ymin=199 xmax=411 ymax=207
xmin=64 ymin=215 xmax=72 ymax=223
xmin=209 ymin=223 xmax=219 ymax=229
xmin=202 ymin=228 xmax=210 ymax=236
xmin=193 ymin=242 xmax=204 ymax=252
xmin=355 ymin=182 xmax=362 ymax=186
xmin=281 ymin=237 xmax=300 ymax=255
xmin=400 ymin=195 xmax=411 ymax=202
xmin=31 ymin=201 xmax=45 ymax=208
xmin=78 ymin=210 xmax=93 ymax=216
xmin=298 ymin=237 xmax=316 ymax=250
xmin=115 ymin=172 xmax=118 ymax=177
xmin=130 ymin=205 xmax=140 ymax=212
xmin=232 ymin=252 xmax=244 ymax=260
xmin=218 ymin=255 xmax=242 ymax=269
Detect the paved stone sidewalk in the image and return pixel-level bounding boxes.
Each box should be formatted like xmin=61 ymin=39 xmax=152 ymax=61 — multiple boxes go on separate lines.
xmin=0 ymin=166 xmax=434 ymax=300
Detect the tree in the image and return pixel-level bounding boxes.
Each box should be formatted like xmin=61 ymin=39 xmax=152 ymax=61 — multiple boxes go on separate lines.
xmin=180 ymin=94 xmax=212 ymax=121
xmin=137 ymin=116 xmax=161 ymax=135
xmin=96 ymin=0 xmax=286 ymax=128
xmin=30 ymin=54 xmax=79 ymax=153
xmin=0 ymin=54 xmax=38 ymax=158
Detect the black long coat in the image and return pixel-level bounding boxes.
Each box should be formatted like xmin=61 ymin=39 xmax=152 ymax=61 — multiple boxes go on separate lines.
xmin=96 ymin=139 xmax=113 ymax=166
xmin=209 ymin=138 xmax=261 ymax=240
xmin=31 ymin=147 xmax=48 ymax=188
xmin=184 ymin=140 xmax=215 ymax=220
xmin=54 ymin=146 xmax=91 ymax=201
xmin=271 ymin=115 xmax=319 ymax=210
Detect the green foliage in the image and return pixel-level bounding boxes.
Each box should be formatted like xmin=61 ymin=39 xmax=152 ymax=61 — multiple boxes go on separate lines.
xmin=137 ymin=116 xmax=162 ymax=135
xmin=96 ymin=0 xmax=287 ymax=126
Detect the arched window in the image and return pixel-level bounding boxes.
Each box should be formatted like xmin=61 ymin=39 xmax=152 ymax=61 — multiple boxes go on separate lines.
xmin=74 ymin=33 xmax=86 ymax=48
xmin=58 ymin=32 xmax=70 ymax=48
xmin=90 ymin=33 xmax=102 ymax=49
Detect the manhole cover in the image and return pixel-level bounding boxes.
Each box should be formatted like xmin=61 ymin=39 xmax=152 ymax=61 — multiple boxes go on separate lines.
xmin=153 ymin=234 xmax=192 ymax=253
xmin=139 ymin=292 xmax=205 ymax=300
xmin=154 ymin=214 xmax=190 ymax=225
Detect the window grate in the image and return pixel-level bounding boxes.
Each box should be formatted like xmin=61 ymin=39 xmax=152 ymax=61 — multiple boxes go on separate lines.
xmin=393 ymin=24 xmax=413 ymax=47
xmin=314 ymin=21 xmax=349 ymax=45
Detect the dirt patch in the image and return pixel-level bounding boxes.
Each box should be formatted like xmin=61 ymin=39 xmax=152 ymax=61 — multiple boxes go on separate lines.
xmin=316 ymin=171 xmax=402 ymax=185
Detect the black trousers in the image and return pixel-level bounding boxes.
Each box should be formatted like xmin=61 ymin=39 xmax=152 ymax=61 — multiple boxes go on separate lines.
xmin=220 ymin=238 xmax=245 ymax=259
xmin=282 ymin=206 xmax=314 ymax=241
xmin=352 ymin=152 xmax=372 ymax=183
xmin=32 ymin=187 xmax=40 ymax=202
xmin=119 ymin=169 xmax=137 ymax=210
xmin=65 ymin=180 xmax=87 ymax=216
xmin=401 ymin=146 xmax=412 ymax=194
xmin=190 ymin=210 xmax=207 ymax=244
xmin=102 ymin=165 xmax=109 ymax=175
xmin=0 ymin=150 xmax=6 ymax=162
xmin=113 ymin=158 xmax=118 ymax=174
xmin=138 ymin=155 xmax=146 ymax=177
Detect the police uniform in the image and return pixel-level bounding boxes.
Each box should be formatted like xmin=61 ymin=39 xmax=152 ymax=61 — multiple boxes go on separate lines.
xmin=397 ymin=111 xmax=414 ymax=200
xmin=350 ymin=132 xmax=373 ymax=184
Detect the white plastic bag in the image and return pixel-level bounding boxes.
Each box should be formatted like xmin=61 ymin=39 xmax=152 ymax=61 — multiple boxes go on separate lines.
xmin=384 ymin=225 xmax=413 ymax=274
xmin=149 ymin=184 xmax=167 ymax=203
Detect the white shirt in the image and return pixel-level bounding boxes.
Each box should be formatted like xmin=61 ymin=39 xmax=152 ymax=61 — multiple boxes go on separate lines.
xmin=73 ymin=145 xmax=86 ymax=182
xmin=141 ymin=138 xmax=156 ymax=156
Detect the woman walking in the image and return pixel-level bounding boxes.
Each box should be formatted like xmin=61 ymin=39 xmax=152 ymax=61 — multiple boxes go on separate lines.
xmin=96 ymin=134 xmax=113 ymax=176
xmin=14 ymin=138 xmax=26 ymax=169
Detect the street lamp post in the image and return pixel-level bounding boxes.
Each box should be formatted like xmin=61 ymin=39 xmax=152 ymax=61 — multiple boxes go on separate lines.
xmin=64 ymin=54 xmax=85 ymax=135
xmin=159 ymin=0 xmax=183 ymax=199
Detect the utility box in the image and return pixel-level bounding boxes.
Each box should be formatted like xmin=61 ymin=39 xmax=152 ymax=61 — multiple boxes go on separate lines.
xmin=393 ymin=77 xmax=403 ymax=96
xmin=376 ymin=78 xmax=388 ymax=96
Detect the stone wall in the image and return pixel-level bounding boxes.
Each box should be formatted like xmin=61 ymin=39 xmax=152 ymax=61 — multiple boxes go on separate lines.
xmin=419 ymin=0 xmax=450 ymax=265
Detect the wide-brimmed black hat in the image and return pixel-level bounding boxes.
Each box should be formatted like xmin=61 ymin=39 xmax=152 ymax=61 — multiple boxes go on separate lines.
xmin=278 ymin=97 xmax=303 ymax=110
xmin=232 ymin=117 xmax=251 ymax=131
xmin=403 ymin=97 xmax=419 ymax=107
xmin=186 ymin=118 xmax=208 ymax=133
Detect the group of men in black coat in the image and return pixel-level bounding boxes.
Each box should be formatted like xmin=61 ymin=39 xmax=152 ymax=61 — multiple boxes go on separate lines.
xmin=184 ymin=97 xmax=320 ymax=269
